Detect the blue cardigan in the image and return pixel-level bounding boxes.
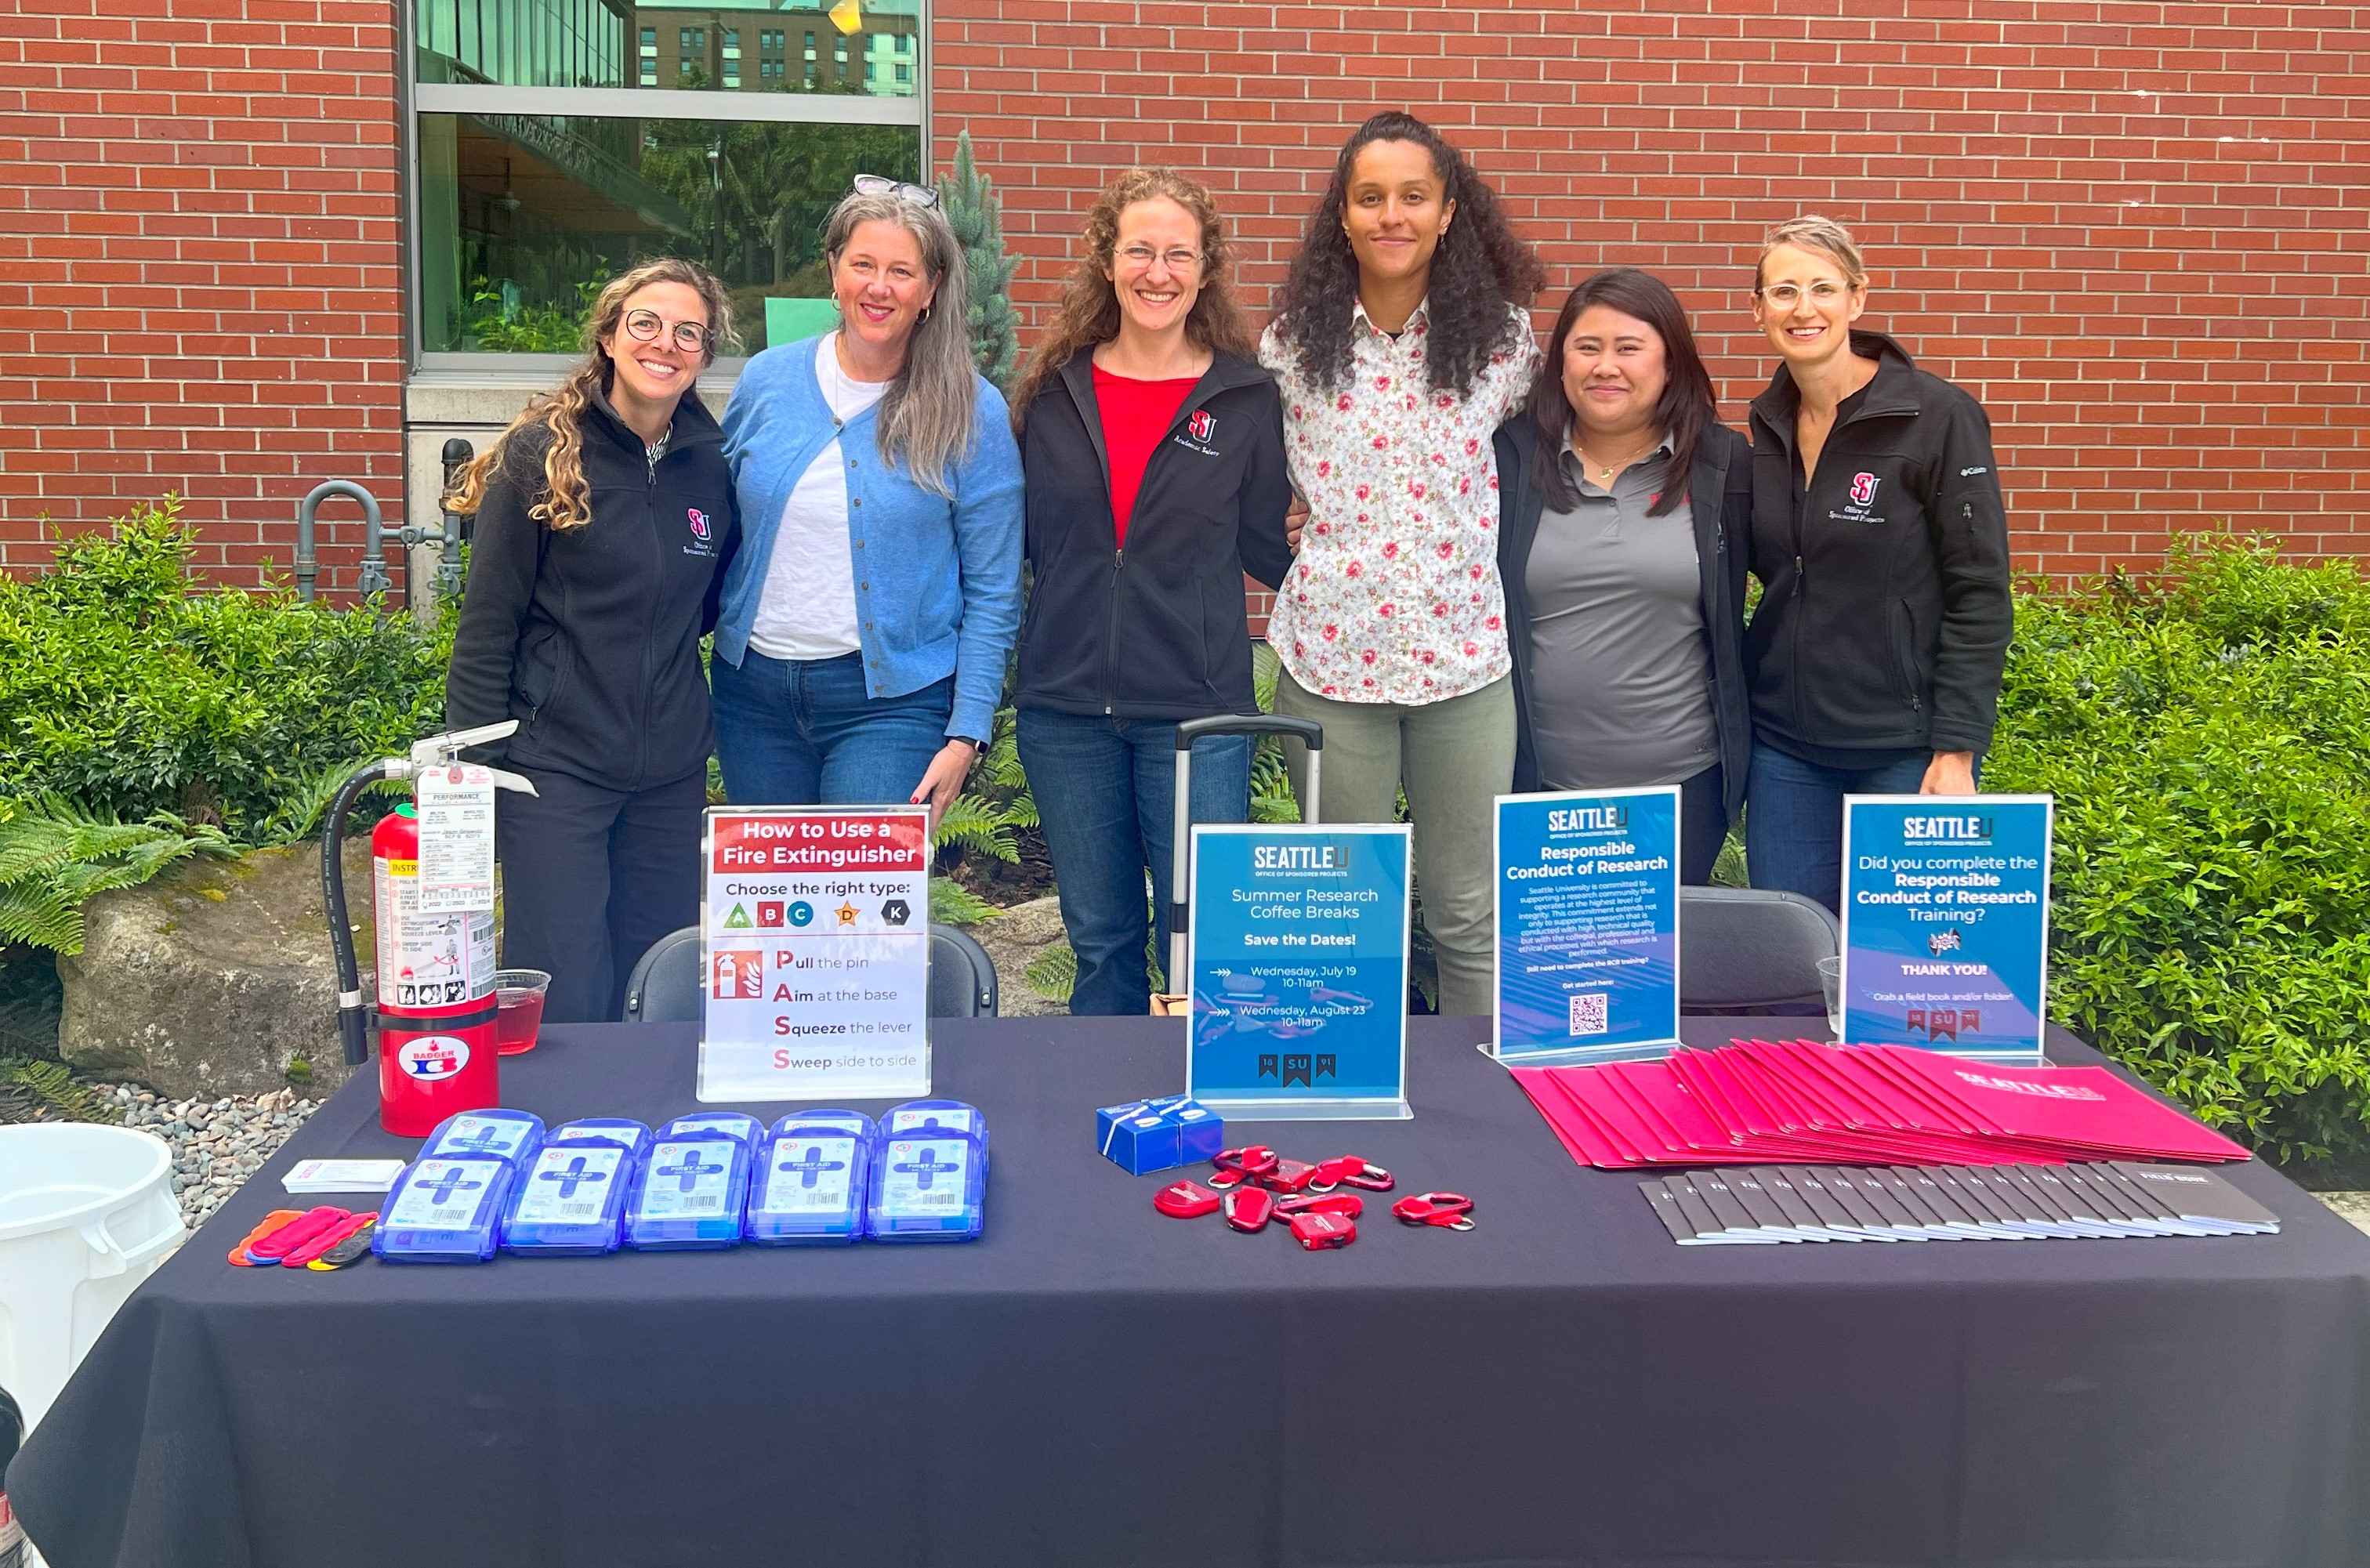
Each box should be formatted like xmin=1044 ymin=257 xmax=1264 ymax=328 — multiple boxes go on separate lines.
xmin=716 ymin=335 xmax=1024 ymax=744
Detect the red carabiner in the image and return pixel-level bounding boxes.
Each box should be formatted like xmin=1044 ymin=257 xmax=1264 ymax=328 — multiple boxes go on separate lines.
xmin=1339 ymin=1162 xmax=1395 ymax=1193
xmin=1209 ymin=1145 xmax=1281 ymax=1190
xmin=1260 ymin=1157 xmax=1319 ymax=1194
xmin=1391 ymin=1192 xmax=1475 ymax=1230
xmin=1274 ymin=1191 xmax=1363 ymax=1219
xmin=1223 ymin=1185 xmax=1275 ymax=1233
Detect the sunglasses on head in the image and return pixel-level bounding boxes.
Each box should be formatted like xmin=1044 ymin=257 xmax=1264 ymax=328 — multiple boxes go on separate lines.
xmin=853 ymin=172 xmax=939 ymax=208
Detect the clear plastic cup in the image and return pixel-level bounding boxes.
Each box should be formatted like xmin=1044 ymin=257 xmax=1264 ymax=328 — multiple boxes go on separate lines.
xmin=492 ymin=969 xmax=552 ymax=1055
xmin=1816 ymin=956 xmax=1843 ymax=1041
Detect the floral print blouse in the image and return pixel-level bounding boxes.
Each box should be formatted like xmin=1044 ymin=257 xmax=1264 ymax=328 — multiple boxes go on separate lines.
xmin=1259 ymin=297 xmax=1539 ymax=704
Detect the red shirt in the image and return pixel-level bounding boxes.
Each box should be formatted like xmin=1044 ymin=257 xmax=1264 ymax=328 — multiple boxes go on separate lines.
xmin=1092 ymin=364 xmax=1200 ymax=548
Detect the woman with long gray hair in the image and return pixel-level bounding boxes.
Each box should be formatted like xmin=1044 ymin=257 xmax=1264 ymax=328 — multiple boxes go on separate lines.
xmin=712 ymin=176 xmax=1024 ymax=825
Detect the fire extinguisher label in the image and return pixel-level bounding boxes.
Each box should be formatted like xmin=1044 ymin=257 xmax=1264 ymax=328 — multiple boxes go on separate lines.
xmin=376 ymin=858 xmax=497 ymax=1009
xmin=416 ymin=765 xmax=499 ymax=914
xmin=396 ymin=1035 xmax=472 ymax=1081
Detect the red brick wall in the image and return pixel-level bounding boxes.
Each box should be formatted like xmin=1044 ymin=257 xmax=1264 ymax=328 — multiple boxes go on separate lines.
xmin=0 ymin=0 xmax=404 ymax=588
xmin=934 ymin=0 xmax=2370 ymax=596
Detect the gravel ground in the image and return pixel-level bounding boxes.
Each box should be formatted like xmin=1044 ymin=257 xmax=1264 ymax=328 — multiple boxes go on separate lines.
xmin=100 ymin=1084 xmax=321 ymax=1229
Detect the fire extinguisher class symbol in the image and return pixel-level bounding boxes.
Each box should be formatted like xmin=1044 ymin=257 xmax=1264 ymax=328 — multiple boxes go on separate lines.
xmin=397 ymin=1035 xmax=471 ymax=1081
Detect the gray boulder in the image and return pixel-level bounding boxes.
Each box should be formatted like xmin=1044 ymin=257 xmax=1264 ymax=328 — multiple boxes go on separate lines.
xmin=965 ymin=896 xmax=1070 ymax=1018
xmin=58 ymin=840 xmax=372 ymax=1099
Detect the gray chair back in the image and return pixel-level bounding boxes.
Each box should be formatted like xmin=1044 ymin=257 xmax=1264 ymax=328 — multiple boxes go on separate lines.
xmin=928 ymin=926 xmax=999 ymax=1019
xmin=621 ymin=925 xmax=702 ymax=1023
xmin=620 ymin=924 xmax=1000 ymax=1022
xmin=1679 ymin=886 xmax=1839 ymax=1012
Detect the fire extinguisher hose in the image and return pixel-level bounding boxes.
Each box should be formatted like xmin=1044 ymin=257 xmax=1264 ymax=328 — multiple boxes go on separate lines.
xmin=321 ymin=759 xmax=397 ymax=1066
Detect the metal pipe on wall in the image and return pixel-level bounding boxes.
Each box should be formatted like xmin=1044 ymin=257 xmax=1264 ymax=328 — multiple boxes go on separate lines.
xmin=294 ymin=480 xmax=390 ymax=603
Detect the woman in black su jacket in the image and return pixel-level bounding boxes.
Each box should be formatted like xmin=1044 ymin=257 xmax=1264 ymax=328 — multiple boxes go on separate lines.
xmin=1009 ymin=168 xmax=1294 ymax=1016
xmin=1495 ymin=269 xmax=1752 ymax=885
xmin=1739 ymin=215 xmax=2013 ymax=912
xmin=444 ymin=259 xmax=741 ymax=1023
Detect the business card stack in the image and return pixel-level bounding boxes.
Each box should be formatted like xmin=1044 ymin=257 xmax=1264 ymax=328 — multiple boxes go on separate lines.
xmin=1514 ymin=1038 xmax=2252 ymax=1170
xmin=1643 ymin=1161 xmax=2280 ymax=1245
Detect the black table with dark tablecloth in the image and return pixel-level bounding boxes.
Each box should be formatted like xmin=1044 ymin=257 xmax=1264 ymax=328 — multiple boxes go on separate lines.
xmin=14 ymin=1016 xmax=2370 ymax=1567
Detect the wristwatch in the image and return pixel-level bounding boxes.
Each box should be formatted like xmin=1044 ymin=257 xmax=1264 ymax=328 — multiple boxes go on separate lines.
xmin=951 ymin=734 xmax=986 ymax=750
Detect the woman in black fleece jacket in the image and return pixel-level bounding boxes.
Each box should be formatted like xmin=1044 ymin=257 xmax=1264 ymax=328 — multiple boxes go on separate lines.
xmin=444 ymin=259 xmax=741 ymax=1023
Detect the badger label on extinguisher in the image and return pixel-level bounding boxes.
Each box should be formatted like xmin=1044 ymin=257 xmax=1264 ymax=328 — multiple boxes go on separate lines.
xmin=373 ymin=810 xmax=496 ymax=1011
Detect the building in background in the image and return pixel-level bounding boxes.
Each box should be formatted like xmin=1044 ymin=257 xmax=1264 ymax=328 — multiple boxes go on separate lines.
xmin=1 ymin=2 xmax=2364 ymax=597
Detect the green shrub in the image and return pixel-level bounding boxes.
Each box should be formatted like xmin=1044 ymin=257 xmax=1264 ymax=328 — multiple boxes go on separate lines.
xmin=1990 ymin=536 xmax=2370 ymax=1167
xmin=0 ymin=498 xmax=455 ymax=841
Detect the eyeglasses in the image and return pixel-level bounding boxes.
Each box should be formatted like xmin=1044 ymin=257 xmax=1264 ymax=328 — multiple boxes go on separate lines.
xmin=853 ymin=172 xmax=940 ymax=208
xmin=622 ymin=310 xmax=710 ymax=353
xmin=1758 ymin=281 xmax=1854 ymax=309
xmin=1116 ymin=244 xmax=1204 ymax=273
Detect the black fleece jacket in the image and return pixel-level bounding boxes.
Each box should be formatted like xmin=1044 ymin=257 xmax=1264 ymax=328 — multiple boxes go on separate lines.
xmin=1744 ymin=330 xmax=2013 ymax=761
xmin=444 ymin=389 xmax=739 ymax=791
xmin=1014 ymin=350 xmax=1295 ymax=719
xmin=1495 ymin=418 xmax=1754 ymax=826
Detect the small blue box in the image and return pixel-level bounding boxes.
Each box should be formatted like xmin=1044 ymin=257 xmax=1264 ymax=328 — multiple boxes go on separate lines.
xmin=1097 ymin=1095 xmax=1225 ymax=1175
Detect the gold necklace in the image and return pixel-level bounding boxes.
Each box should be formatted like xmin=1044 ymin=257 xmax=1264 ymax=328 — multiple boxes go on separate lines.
xmin=1573 ymin=435 xmax=1658 ymax=483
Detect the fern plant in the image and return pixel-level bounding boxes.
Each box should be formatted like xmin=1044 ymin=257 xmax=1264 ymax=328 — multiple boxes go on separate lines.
xmin=0 ymin=795 xmax=237 ymax=954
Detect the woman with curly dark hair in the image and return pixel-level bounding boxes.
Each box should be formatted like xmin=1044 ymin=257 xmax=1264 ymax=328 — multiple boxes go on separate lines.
xmin=1259 ymin=110 xmax=1543 ymax=1018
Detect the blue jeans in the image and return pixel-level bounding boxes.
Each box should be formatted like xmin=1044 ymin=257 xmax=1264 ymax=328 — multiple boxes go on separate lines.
xmin=1745 ymin=740 xmax=1978 ymax=914
xmin=713 ymin=650 xmax=954 ymax=806
xmin=1016 ymin=707 xmax=1251 ymax=1016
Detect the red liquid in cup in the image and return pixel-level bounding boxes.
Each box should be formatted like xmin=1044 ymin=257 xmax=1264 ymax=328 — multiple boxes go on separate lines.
xmin=495 ymin=989 xmax=545 ymax=1055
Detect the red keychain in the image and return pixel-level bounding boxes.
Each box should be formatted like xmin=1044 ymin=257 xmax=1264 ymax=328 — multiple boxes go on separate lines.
xmin=1260 ymin=1158 xmax=1319 ymax=1194
xmin=1274 ymin=1191 xmax=1362 ymax=1219
xmin=1209 ymin=1146 xmax=1280 ymax=1191
xmin=1223 ymin=1186 xmax=1275 ymax=1233
xmin=279 ymin=1210 xmax=377 ymax=1267
xmin=229 ymin=1210 xmax=305 ymax=1266
xmin=1339 ymin=1161 xmax=1395 ymax=1193
xmin=1154 ymin=1179 xmax=1223 ymax=1219
xmin=1287 ymin=1211 xmax=1357 ymax=1251
xmin=245 ymin=1207 xmax=353 ymax=1265
xmin=1391 ymin=1193 xmax=1475 ymax=1231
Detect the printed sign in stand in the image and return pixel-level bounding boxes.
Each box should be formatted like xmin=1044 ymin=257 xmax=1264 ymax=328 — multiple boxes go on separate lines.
xmin=698 ymin=806 xmax=933 ymax=1103
xmin=1841 ymin=795 xmax=2053 ymax=1063
xmin=1490 ymin=787 xmax=1682 ymax=1065
xmin=1185 ymin=824 xmax=1411 ymax=1121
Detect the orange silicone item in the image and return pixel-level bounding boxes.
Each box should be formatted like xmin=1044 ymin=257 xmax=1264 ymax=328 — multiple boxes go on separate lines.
xmin=229 ymin=1209 xmax=306 ymax=1266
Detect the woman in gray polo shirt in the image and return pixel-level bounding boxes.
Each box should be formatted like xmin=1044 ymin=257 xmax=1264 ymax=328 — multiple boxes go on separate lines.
xmin=1492 ymin=268 xmax=1752 ymax=883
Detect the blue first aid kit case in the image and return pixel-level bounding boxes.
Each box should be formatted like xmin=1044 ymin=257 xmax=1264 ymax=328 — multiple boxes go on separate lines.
xmin=882 ymin=1099 xmax=988 ymax=1170
xmin=501 ymin=1138 xmax=637 ymax=1256
xmin=374 ymin=1155 xmax=515 ymax=1263
xmin=420 ymin=1108 xmax=545 ymax=1171
xmin=746 ymin=1113 xmax=876 ymax=1246
xmin=867 ymin=1114 xmax=987 ymax=1244
xmin=625 ymin=1135 xmax=751 ymax=1250
xmin=550 ymin=1117 xmax=653 ymax=1161
xmin=659 ymin=1112 xmax=763 ymax=1148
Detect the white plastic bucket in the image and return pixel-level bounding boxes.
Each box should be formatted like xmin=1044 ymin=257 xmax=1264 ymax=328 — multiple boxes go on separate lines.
xmin=0 ymin=1124 xmax=186 ymax=1434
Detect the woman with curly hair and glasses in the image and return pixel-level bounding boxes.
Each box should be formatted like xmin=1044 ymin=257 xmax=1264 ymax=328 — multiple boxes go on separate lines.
xmin=444 ymin=258 xmax=738 ymax=1023
xmin=1261 ymin=110 xmax=1544 ymax=1018
xmin=1007 ymin=168 xmax=1294 ymax=1015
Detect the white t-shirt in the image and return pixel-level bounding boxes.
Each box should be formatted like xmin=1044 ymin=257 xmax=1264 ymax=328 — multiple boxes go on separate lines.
xmin=746 ymin=335 xmax=893 ymax=661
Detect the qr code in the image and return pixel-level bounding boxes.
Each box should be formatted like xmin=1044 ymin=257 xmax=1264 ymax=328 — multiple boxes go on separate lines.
xmin=1568 ymin=992 xmax=1609 ymax=1036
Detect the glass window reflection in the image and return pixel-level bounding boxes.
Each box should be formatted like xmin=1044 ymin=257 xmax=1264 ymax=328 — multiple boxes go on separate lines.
xmin=416 ymin=113 xmax=921 ymax=353
xmin=416 ymin=0 xmax=919 ymax=96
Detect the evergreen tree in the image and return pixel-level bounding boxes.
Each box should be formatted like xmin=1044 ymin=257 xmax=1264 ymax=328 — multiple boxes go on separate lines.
xmin=937 ymin=131 xmax=1019 ymax=393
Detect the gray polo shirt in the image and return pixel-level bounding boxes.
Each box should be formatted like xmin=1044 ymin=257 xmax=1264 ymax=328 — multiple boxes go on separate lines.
xmin=1524 ymin=439 xmax=1719 ymax=789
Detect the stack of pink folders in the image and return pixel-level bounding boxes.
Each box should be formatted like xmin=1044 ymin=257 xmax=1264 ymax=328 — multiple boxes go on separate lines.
xmin=1511 ymin=1041 xmax=2251 ymax=1170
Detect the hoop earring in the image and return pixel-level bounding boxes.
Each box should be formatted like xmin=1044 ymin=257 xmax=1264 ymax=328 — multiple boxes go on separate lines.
xmin=919 ymin=306 xmax=931 ymax=324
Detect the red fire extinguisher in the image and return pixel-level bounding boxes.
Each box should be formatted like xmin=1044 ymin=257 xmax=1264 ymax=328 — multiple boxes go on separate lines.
xmin=321 ymin=722 xmax=537 ymax=1135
